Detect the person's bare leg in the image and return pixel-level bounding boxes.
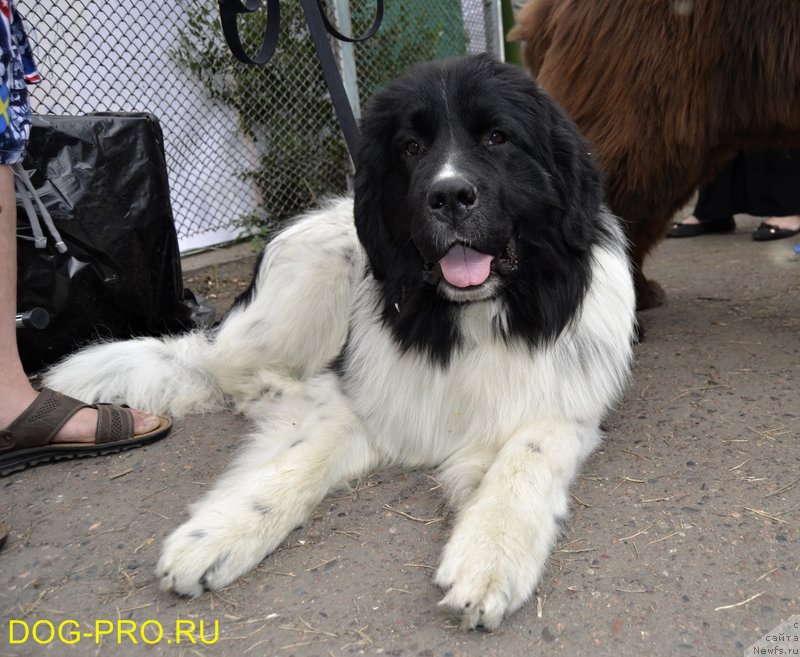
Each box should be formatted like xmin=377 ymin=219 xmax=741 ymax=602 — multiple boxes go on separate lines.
xmin=0 ymin=164 xmax=159 ymax=442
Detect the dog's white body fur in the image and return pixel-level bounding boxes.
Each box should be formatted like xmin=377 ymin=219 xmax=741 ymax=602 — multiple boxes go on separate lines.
xmin=45 ymin=197 xmax=635 ymax=629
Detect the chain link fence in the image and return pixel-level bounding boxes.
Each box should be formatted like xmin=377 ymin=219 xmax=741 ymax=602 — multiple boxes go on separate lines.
xmin=19 ymin=0 xmax=501 ymax=252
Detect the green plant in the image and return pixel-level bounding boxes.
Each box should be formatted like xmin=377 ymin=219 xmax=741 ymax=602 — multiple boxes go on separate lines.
xmin=352 ymin=0 xmax=465 ymax=99
xmin=173 ymin=1 xmax=348 ymax=237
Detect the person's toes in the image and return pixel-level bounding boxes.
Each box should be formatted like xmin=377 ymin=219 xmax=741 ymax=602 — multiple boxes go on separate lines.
xmin=130 ymin=408 xmax=161 ymax=435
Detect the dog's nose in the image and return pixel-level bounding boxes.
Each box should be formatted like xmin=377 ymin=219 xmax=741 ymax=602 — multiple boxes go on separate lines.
xmin=427 ymin=177 xmax=477 ymax=225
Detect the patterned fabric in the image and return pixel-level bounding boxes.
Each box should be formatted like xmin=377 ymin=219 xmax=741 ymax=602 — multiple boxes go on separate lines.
xmin=0 ymin=0 xmax=40 ymax=164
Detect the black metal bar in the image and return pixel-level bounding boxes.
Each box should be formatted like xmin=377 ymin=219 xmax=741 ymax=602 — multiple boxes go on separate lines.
xmin=298 ymin=0 xmax=360 ymax=159
xmin=218 ymin=0 xmax=281 ymax=66
xmin=216 ymin=0 xmax=383 ymax=163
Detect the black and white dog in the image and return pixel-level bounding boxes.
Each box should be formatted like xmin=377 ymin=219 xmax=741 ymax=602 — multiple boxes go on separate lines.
xmin=45 ymin=55 xmax=636 ymax=630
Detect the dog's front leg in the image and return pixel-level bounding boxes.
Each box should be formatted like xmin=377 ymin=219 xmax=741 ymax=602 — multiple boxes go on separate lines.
xmin=435 ymin=419 xmax=598 ymax=630
xmin=156 ymin=375 xmax=379 ymax=597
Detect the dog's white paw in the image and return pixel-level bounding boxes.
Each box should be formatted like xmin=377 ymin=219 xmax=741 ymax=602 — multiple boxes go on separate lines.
xmin=435 ymin=570 xmax=511 ymax=630
xmin=434 ymin=520 xmax=545 ymax=630
xmin=156 ymin=515 xmax=271 ymax=597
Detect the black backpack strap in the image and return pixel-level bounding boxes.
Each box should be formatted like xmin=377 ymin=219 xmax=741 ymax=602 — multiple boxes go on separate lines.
xmin=217 ymin=0 xmax=384 ymax=164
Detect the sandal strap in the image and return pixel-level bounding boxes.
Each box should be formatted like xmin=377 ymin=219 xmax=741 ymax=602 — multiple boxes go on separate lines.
xmin=0 ymin=389 xmax=137 ymax=453
xmin=95 ymin=404 xmax=135 ymax=444
xmin=0 ymin=388 xmax=89 ymax=451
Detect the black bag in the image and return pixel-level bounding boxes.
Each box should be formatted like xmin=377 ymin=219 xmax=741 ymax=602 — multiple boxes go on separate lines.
xmin=16 ymin=113 xmax=205 ymax=371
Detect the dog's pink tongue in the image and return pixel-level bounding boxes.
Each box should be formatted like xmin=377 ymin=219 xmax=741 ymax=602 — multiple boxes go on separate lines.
xmin=438 ymin=245 xmax=493 ymax=288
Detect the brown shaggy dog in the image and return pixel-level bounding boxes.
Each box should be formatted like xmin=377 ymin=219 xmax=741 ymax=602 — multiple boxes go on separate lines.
xmin=510 ymin=0 xmax=800 ymax=308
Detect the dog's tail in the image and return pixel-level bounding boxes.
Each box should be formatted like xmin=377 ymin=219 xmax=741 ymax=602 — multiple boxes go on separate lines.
xmin=43 ymin=331 xmax=226 ymax=417
xmin=43 ymin=197 xmax=362 ymax=419
xmin=507 ymin=0 xmax=558 ymax=77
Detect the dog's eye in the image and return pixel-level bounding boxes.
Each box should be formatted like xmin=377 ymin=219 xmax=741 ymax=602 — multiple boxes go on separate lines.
xmin=404 ymin=140 xmax=421 ymax=156
xmin=488 ymin=129 xmax=507 ymax=145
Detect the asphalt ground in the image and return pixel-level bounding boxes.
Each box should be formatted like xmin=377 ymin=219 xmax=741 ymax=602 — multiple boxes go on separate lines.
xmin=1 ymin=213 xmax=798 ymax=657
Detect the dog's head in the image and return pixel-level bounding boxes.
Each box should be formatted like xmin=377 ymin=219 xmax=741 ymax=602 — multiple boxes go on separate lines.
xmin=353 ymin=55 xmax=608 ymax=356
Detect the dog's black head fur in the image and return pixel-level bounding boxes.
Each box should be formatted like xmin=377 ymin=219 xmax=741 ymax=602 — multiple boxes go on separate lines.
xmin=353 ymin=54 xmax=610 ymax=365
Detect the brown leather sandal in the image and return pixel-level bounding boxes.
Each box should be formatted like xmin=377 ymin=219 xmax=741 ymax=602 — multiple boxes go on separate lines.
xmin=0 ymin=388 xmax=172 ymax=476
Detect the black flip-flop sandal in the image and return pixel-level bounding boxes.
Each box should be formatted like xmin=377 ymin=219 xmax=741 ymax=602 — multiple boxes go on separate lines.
xmin=0 ymin=388 xmax=172 ymax=476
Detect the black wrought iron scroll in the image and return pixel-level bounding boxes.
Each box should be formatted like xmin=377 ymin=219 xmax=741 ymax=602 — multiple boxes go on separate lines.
xmin=218 ymin=0 xmax=384 ymax=162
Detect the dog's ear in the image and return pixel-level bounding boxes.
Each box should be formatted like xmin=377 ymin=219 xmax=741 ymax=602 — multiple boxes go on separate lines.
xmin=353 ymin=151 xmax=389 ymax=279
xmin=504 ymin=67 xmax=606 ymax=253
xmin=547 ymin=100 xmax=606 ymax=252
xmin=353 ymin=95 xmax=404 ymax=281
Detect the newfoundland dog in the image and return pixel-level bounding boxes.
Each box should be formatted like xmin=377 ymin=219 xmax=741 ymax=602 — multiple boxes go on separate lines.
xmin=45 ymin=54 xmax=636 ymax=630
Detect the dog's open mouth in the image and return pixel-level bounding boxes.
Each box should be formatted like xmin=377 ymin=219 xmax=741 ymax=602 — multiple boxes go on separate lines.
xmin=439 ymin=244 xmax=493 ymax=288
xmin=420 ymin=240 xmax=518 ymax=302
xmin=423 ymin=240 xmax=518 ymax=290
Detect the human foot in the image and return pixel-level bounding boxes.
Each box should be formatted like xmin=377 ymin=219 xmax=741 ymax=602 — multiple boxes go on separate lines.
xmin=51 ymin=406 xmax=161 ymax=444
xmin=667 ymin=215 xmax=735 ymax=238
xmin=0 ymin=388 xmax=172 ymax=475
xmin=753 ymin=215 xmax=800 ymax=241
xmin=0 ymin=387 xmax=160 ymax=444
